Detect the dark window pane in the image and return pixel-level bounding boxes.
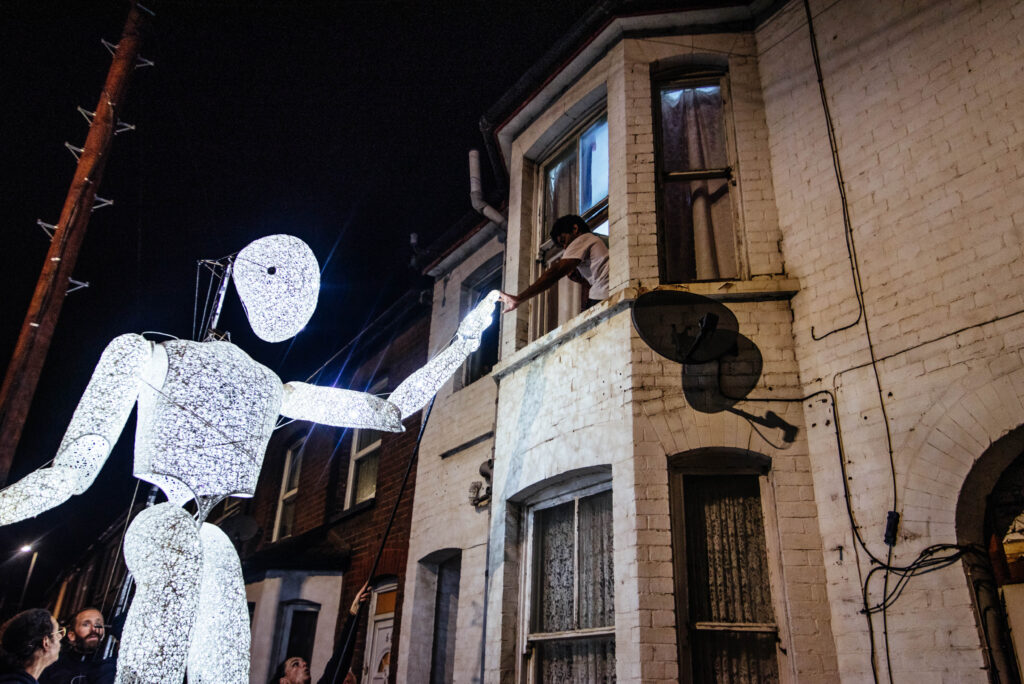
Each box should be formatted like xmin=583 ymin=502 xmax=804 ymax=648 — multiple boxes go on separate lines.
xmin=660 ymin=85 xmax=728 ymax=172
xmin=544 ymin=146 xmax=578 ymax=228
xmin=278 ymin=497 xmax=296 ymax=539
xmin=580 ymin=116 xmax=609 ymax=214
xmin=537 ymin=637 xmax=616 ymax=683
xmin=535 ymin=500 xmax=575 ymax=633
xmin=285 ymin=609 xmax=319 ymax=664
xmin=691 ymin=631 xmax=779 ymax=684
xmin=285 ymin=448 xmax=302 ymax=491
xmin=430 ymin=556 xmax=461 ymax=684
xmin=465 ymin=269 xmax=502 ymax=384
xmin=662 ymin=179 xmax=737 ymax=282
xmin=356 ymin=428 xmax=380 ymax=453
xmin=354 ymin=450 xmax=379 ymax=504
xmin=578 ymin=490 xmax=614 ymax=629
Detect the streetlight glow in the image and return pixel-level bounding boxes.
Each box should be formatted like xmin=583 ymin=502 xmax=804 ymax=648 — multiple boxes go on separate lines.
xmin=19 ymin=544 xmax=31 ymax=553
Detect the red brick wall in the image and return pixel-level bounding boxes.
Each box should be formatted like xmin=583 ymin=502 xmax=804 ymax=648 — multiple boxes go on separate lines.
xmin=245 ymin=310 xmax=430 ymax=681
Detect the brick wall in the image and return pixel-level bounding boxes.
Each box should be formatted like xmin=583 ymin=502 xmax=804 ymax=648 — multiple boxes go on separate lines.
xmin=397 ymin=236 xmax=503 ymax=683
xmin=245 ymin=311 xmax=430 ymax=682
xmin=757 ymin=0 xmax=1024 ymax=679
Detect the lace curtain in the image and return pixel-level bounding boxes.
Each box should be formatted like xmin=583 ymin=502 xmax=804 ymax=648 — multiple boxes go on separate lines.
xmin=659 ymin=84 xmax=738 ymax=282
xmin=534 ymin=489 xmax=615 ymax=682
xmin=684 ymin=475 xmax=778 ymax=683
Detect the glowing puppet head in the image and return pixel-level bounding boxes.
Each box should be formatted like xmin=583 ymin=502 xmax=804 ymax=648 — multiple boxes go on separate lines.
xmin=233 ymin=234 xmax=320 ymax=343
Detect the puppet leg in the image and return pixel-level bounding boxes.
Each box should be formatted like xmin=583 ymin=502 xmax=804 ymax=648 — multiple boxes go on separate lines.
xmin=116 ymin=503 xmax=202 ymax=684
xmin=187 ymin=522 xmax=250 ymax=683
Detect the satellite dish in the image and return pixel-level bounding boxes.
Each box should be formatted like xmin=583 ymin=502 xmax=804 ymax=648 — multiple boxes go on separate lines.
xmin=682 ymin=333 xmax=763 ymax=413
xmin=219 ymin=514 xmax=260 ymax=544
xmin=631 ymin=290 xmax=738 ymax=364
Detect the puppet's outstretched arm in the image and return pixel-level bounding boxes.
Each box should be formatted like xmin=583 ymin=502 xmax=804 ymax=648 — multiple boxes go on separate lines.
xmin=388 ymin=290 xmax=499 ymax=419
xmin=279 ymin=384 xmax=403 ymax=432
xmin=0 ymin=334 xmax=151 ymax=525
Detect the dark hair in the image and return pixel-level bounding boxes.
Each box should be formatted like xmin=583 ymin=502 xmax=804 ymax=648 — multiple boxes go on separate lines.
xmin=550 ymin=214 xmax=591 ymax=242
xmin=0 ymin=609 xmax=52 ymax=672
xmin=72 ymin=607 xmax=103 ymax=627
xmin=268 ymin=658 xmax=290 ymax=684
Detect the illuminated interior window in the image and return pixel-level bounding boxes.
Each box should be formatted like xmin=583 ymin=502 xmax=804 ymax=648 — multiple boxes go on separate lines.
xmin=533 ymin=113 xmax=609 ymax=339
xmin=655 ymin=73 xmax=738 ymax=283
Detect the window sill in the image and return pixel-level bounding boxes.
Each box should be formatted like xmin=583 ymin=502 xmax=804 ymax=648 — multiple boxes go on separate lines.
xmin=329 ymin=497 xmax=375 ymax=524
xmin=656 ymin=274 xmax=800 ymax=302
xmin=493 ymin=275 xmax=800 ymax=381
xmin=494 ymin=290 xmax=634 ymax=381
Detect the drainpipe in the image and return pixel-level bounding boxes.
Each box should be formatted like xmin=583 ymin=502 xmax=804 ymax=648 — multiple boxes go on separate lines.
xmin=469 ymin=150 xmax=507 ymax=229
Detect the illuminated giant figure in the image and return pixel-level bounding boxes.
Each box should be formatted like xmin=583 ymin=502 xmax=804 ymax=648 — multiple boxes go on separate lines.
xmin=0 ymin=235 xmax=499 ymax=683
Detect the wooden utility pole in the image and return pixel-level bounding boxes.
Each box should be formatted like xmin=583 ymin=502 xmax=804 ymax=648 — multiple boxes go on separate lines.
xmin=0 ymin=3 xmax=148 ymax=485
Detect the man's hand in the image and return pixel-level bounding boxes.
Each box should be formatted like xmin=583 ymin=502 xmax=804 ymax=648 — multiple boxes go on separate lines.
xmin=498 ymin=291 xmax=521 ymax=313
xmin=349 ymin=582 xmax=371 ymax=616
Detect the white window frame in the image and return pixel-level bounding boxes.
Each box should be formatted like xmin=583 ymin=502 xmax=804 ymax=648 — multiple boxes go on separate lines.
xmin=364 ymin=581 xmax=398 ymax=682
xmin=272 ymin=437 xmax=305 ymax=542
xmin=273 ymin=598 xmax=321 ymax=672
xmin=531 ymin=111 xmax=610 ymax=340
xmin=461 ymin=258 xmax=503 ymax=388
xmin=653 ymin=69 xmax=742 ymax=284
xmin=345 ymin=377 xmax=387 ymax=509
xmin=518 ymin=479 xmax=615 ymax=681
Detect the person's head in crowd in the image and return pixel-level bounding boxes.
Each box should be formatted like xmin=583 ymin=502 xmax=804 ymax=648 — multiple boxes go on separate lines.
xmin=270 ymin=655 xmax=311 ymax=684
xmin=0 ymin=608 xmax=62 ymax=678
xmin=66 ymin=608 xmax=105 ymax=654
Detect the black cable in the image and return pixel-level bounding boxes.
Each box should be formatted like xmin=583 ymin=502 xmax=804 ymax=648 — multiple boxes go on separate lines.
xmin=801 ymin=0 xmax=862 ymax=342
xmin=327 ymin=396 xmax=436 ymax=684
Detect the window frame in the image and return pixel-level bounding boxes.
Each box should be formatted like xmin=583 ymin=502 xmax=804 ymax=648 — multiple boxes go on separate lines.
xmin=668 ymin=449 xmax=779 ymax=681
xmin=272 ymin=436 xmax=305 ymax=542
xmin=460 ymin=255 xmax=503 ymax=388
xmin=519 ymin=480 xmax=615 ymax=680
xmin=652 ymin=69 xmax=742 ymax=284
xmin=530 ymin=110 xmax=610 ymax=340
xmin=345 ymin=377 xmax=387 ymax=509
xmin=273 ymin=598 xmax=321 ymax=671
xmin=428 ymin=552 xmax=462 ymax=684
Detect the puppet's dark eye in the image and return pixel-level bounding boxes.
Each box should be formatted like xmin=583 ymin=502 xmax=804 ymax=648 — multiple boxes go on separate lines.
xmin=267 ymin=267 xmax=277 ymax=275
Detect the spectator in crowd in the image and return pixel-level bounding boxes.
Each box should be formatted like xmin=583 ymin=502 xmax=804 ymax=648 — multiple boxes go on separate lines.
xmin=0 ymin=609 xmax=62 ymax=683
xmin=270 ymin=582 xmax=371 ymax=684
xmin=38 ymin=607 xmax=114 ymax=684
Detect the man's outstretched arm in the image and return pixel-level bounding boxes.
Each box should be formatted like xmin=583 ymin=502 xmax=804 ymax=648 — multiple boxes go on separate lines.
xmin=498 ymin=258 xmax=579 ymax=312
xmin=0 ymin=334 xmax=151 ymax=525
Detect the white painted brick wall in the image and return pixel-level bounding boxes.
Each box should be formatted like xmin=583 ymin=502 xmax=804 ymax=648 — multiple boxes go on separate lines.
xmin=758 ymin=0 xmax=1024 ymax=680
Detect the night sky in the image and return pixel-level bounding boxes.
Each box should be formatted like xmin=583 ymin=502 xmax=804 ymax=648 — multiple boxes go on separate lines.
xmin=0 ymin=0 xmax=594 ymax=612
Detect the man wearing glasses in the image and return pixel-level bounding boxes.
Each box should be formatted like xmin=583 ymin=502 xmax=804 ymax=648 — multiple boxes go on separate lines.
xmin=38 ymin=608 xmax=115 ymax=684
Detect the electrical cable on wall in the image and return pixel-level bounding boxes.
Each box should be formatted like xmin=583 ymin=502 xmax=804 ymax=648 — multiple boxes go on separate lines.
xmin=799 ymin=1 xmax=904 ymax=679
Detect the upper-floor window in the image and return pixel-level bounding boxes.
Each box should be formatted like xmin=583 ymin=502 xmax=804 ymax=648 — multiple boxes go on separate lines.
xmin=346 ymin=377 xmax=386 ymax=509
xmin=543 ymin=114 xmax=609 ymax=237
xmin=272 ymin=437 xmax=305 ymax=542
xmin=532 ymin=113 xmax=609 ymax=339
xmin=524 ymin=484 xmax=615 ymax=680
xmin=462 ymin=258 xmax=502 ymax=387
xmin=654 ymin=73 xmax=739 ymax=283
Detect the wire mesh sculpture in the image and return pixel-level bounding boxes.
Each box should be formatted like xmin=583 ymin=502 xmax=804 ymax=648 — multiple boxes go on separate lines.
xmin=0 ymin=234 xmax=499 ymax=683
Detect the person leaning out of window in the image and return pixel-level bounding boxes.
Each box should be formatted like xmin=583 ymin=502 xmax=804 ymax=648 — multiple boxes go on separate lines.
xmin=498 ymin=214 xmax=609 ymax=313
